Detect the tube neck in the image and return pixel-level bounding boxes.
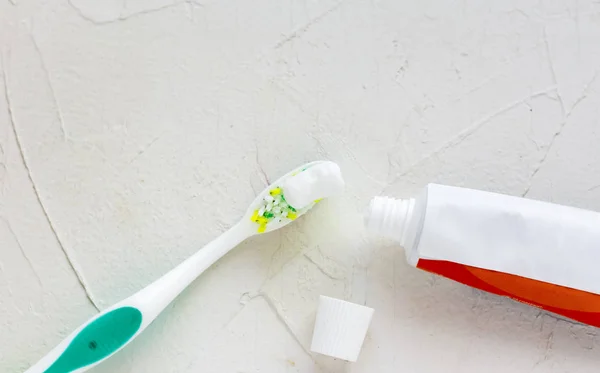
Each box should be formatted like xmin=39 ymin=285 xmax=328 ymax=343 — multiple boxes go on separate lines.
xmin=365 ymin=196 xmax=415 ymax=247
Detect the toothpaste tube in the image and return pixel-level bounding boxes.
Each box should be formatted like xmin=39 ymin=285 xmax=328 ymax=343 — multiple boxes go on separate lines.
xmin=365 ymin=183 xmax=600 ymax=326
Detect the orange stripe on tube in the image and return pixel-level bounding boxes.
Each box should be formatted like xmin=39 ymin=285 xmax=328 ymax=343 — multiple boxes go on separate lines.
xmin=417 ymin=259 xmax=600 ymax=327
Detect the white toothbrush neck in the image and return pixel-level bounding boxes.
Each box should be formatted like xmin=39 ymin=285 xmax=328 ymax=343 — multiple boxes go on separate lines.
xmin=131 ymin=222 xmax=250 ymax=323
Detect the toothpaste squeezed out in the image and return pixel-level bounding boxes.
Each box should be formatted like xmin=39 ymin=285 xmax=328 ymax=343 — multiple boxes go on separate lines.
xmin=283 ymin=161 xmax=345 ymax=209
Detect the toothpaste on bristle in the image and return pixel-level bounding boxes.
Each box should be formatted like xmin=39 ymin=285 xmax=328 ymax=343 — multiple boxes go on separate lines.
xmin=282 ymin=161 xmax=344 ymax=209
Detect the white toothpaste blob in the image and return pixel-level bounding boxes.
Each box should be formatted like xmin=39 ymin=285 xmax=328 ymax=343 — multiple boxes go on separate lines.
xmin=282 ymin=161 xmax=345 ymax=209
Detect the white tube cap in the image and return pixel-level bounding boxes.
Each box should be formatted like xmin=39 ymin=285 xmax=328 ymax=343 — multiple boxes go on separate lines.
xmin=310 ymin=296 xmax=374 ymax=362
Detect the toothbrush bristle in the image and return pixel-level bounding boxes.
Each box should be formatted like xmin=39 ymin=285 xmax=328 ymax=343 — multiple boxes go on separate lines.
xmin=250 ymin=185 xmax=310 ymax=233
xmin=249 ymin=162 xmax=335 ymax=234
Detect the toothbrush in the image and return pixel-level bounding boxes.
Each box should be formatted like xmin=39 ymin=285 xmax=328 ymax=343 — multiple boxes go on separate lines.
xmin=25 ymin=161 xmax=344 ymax=373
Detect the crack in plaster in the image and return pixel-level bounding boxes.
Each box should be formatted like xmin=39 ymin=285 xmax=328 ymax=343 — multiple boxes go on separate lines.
xmin=386 ymin=87 xmax=557 ymax=191
xmin=303 ymin=249 xmax=346 ymax=281
xmin=127 ymin=135 xmax=162 ymax=165
xmin=30 ymin=33 xmax=68 ymax=140
xmin=3 ymin=218 xmax=43 ymax=286
xmin=521 ymin=62 xmax=599 ymax=198
xmin=240 ymin=291 xmax=315 ymax=360
xmin=67 ymin=0 xmax=189 ymax=25
xmin=274 ymin=0 xmax=345 ymax=50
xmin=254 ymin=143 xmax=270 ymax=186
xmin=2 ymin=60 xmax=100 ymax=312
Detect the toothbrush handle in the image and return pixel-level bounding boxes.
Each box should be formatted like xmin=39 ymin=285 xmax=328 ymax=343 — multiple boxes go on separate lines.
xmin=24 ymin=223 xmax=250 ymax=373
xmin=132 ymin=222 xmax=250 ymax=321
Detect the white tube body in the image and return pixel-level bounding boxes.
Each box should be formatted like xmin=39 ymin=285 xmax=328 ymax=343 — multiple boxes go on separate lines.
xmin=367 ymin=183 xmax=600 ymax=296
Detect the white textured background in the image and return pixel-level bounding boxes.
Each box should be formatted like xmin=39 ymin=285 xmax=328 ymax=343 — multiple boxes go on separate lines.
xmin=2 ymin=0 xmax=600 ymax=372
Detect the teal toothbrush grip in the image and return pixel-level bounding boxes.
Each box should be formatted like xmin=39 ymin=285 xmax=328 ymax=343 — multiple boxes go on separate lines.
xmin=39 ymin=307 xmax=142 ymax=373
xmin=26 ymin=222 xmax=252 ymax=373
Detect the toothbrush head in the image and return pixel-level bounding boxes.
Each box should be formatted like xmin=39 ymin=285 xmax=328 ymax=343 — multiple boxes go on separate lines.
xmin=243 ymin=161 xmax=344 ymax=235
